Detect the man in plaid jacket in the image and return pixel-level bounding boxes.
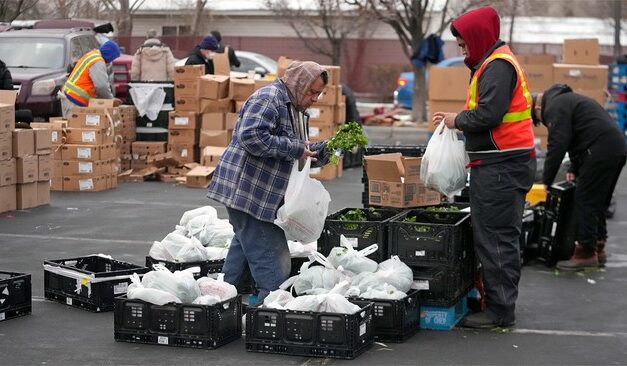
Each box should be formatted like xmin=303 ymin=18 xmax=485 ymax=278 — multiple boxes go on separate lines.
xmin=207 ymin=61 xmax=330 ymax=304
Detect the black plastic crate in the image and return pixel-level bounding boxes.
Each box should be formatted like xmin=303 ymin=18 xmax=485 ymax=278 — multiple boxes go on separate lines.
xmin=145 ymin=256 xmax=224 ymax=279
xmin=136 ymin=110 xmax=170 ymax=129
xmin=128 ymin=81 xmax=175 ymax=106
xmin=245 ymin=301 xmax=374 ymax=359
xmin=520 ymin=206 xmax=540 ymax=265
xmin=136 ymin=127 xmax=168 ymax=142
xmin=350 ymin=290 xmax=420 ymax=342
xmin=388 ymin=210 xmax=472 ymax=267
xmin=411 ymin=265 xmax=474 ymax=307
xmin=318 ymin=207 xmax=406 ymax=263
xmin=114 ymin=295 xmax=241 ymax=349
xmin=0 ymin=271 xmax=31 ymax=321
xmin=44 ymin=255 xmax=149 ymax=312
xmin=537 ymin=181 xmax=576 ymax=266
xmin=343 ymin=147 xmax=364 ymax=169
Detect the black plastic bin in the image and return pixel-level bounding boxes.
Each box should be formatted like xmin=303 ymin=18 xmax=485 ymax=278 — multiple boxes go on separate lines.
xmin=145 ymin=256 xmax=224 ymax=279
xmin=411 ymin=264 xmax=474 ymax=307
xmin=245 ymin=301 xmax=374 ymax=359
xmin=318 ymin=207 xmax=406 ymax=263
xmin=44 ymin=255 xmax=149 ymax=312
xmin=537 ymin=181 xmax=576 ymax=266
xmin=114 ymin=295 xmax=241 ymax=349
xmin=136 ymin=110 xmax=171 ymax=129
xmin=388 ymin=210 xmax=473 ymax=267
xmin=0 ymin=271 xmax=31 ymax=321
xmin=350 ymin=289 xmax=420 ymax=342
xmin=136 ymin=127 xmax=168 ymax=142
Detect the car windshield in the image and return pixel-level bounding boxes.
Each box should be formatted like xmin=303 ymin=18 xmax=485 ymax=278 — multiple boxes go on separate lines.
xmin=0 ymin=38 xmax=65 ymax=69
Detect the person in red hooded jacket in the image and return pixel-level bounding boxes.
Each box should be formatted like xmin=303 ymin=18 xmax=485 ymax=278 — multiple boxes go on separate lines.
xmin=432 ymin=7 xmax=536 ymax=329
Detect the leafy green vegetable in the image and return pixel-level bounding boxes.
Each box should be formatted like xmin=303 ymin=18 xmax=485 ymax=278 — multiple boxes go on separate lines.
xmin=404 ymin=216 xmax=417 ymax=222
xmin=327 ymin=121 xmax=368 ymax=165
xmin=338 ymin=208 xmax=367 ymax=222
xmin=426 ymin=206 xmax=460 ymax=212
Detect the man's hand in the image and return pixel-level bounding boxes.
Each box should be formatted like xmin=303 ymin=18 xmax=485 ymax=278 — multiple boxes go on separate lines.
xmin=432 ymin=112 xmax=458 ymax=129
xmin=300 ymin=141 xmax=318 ymax=161
xmin=566 ymin=172 xmax=576 ymax=182
xmin=113 ymin=98 xmax=122 ymax=107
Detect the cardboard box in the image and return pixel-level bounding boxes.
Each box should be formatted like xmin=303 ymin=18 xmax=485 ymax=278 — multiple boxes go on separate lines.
xmin=51 ymin=177 xmax=63 ymax=191
xmin=323 ymin=65 xmax=341 ymax=86
xmin=0 ymin=184 xmax=16 ymax=212
xmin=38 ymin=154 xmax=52 ymax=181
xmin=16 ymin=155 xmax=37 ymax=184
xmin=201 ymin=113 xmax=226 ymax=130
xmin=12 ymin=129 xmax=35 ymax=157
xmin=0 ymin=158 xmax=16 ymax=186
xmin=174 ymin=79 xmax=199 ymax=98
xmin=198 ymin=74 xmax=229 ymax=99
xmin=309 ymin=164 xmax=337 ymax=181
xmin=173 ymin=65 xmax=205 ymax=81
xmin=37 ymin=181 xmax=50 ymax=206
xmin=53 ymin=160 xmax=63 ymax=178
xmin=0 ymin=90 xmax=16 ymax=133
xmin=131 ymin=141 xmax=167 ymax=156
xmin=0 ymin=132 xmax=11 ymax=160
xmin=313 ymin=85 xmax=338 ymax=106
xmin=61 ymin=144 xmax=107 ymax=161
xmin=168 ymin=111 xmax=199 ymax=130
xmin=88 ymin=98 xmax=115 ymax=108
xmin=574 ymin=88 xmax=607 ymax=106
xmin=33 ymin=128 xmax=52 ymax=155
xmin=364 ymin=153 xmax=440 ymax=208
xmin=62 ymin=175 xmax=108 ymax=192
xmin=16 ymin=182 xmax=37 ymax=209
xmin=65 ymin=128 xmax=114 ymax=145
xmin=254 ymin=79 xmax=272 ymax=91
xmin=518 ymin=54 xmax=555 ymax=65
xmin=335 ymin=103 xmax=346 ymax=124
xmin=200 ymin=146 xmax=227 ymax=167
xmin=522 ymin=64 xmax=553 ymax=93
xmin=212 ymin=51 xmax=231 ymax=76
xmin=229 ymin=78 xmax=255 ymax=101
xmin=235 ymin=101 xmax=245 ymax=113
xmin=308 ymin=124 xmax=335 ymax=141
xmin=200 ymin=98 xmax=233 ymax=114
xmin=168 ymin=129 xmax=198 ymax=146
xmin=168 ymin=143 xmax=198 ymax=164
xmin=307 ymin=105 xmax=335 ymax=125
xmin=225 ymin=113 xmax=239 ymax=130
xmin=67 ymin=110 xmax=111 ymax=129
xmin=427 ymin=100 xmax=466 ymax=131
xmin=62 ymin=160 xmax=103 ymax=176
xmin=428 ymin=67 xmax=469 ymax=101
xmin=186 ymin=166 xmax=215 ymax=188
xmin=175 ymin=96 xmax=200 ymax=113
xmin=199 ymin=129 xmax=233 ymax=148
xmin=552 ymin=64 xmax=608 ymax=90
xmin=563 ymin=39 xmax=599 ymax=65
xmin=276 ymin=56 xmax=294 ymax=78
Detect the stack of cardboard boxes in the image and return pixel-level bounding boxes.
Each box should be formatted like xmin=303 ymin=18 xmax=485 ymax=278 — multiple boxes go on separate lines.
xmin=0 ymin=92 xmax=15 ymax=212
xmin=427 ymin=66 xmax=469 ymax=131
xmin=118 ymin=105 xmax=137 ymax=172
xmin=307 ymin=65 xmax=345 ymax=181
xmin=198 ymin=74 xmax=234 ymax=165
xmin=55 ymin=100 xmax=119 ymax=192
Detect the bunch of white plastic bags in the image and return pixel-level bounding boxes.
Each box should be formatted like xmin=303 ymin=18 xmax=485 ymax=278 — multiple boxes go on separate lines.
xmin=148 ymin=206 xmax=233 ymax=263
xmin=127 ymin=265 xmax=237 ymax=306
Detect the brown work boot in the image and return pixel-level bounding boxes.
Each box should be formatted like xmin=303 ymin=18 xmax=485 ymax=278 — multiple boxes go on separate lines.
xmin=597 ymin=240 xmax=607 ymax=266
xmin=556 ymin=244 xmax=598 ymax=271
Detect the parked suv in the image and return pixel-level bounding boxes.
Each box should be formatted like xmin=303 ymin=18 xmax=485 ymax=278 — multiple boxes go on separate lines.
xmin=0 ymin=27 xmax=101 ymax=119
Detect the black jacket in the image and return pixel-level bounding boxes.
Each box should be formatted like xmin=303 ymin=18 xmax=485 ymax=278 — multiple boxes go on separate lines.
xmin=541 ymin=84 xmax=627 ymax=185
xmin=0 ymin=60 xmax=13 ymax=90
xmin=454 ymin=41 xmax=530 ymax=163
xmin=217 ymin=45 xmax=240 ymax=68
xmin=185 ymin=46 xmax=215 ymax=74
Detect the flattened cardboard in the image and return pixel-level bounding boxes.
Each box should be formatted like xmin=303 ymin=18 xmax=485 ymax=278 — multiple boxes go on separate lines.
xmin=186 ymin=166 xmax=215 ymax=188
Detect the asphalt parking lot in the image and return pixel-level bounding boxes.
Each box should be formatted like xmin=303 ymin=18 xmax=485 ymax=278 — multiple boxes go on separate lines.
xmin=1 ymin=134 xmax=627 ymax=365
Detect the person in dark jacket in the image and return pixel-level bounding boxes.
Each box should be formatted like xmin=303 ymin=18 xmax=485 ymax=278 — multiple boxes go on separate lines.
xmin=0 ymin=59 xmax=13 ymax=90
xmin=185 ymin=35 xmax=219 ymax=74
xmin=432 ymin=7 xmax=536 ymax=329
xmin=533 ymin=84 xmax=626 ymax=270
xmin=210 ymin=30 xmax=241 ymax=68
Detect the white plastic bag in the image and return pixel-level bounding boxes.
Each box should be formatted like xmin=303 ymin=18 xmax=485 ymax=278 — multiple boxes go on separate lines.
xmin=327 ymin=237 xmax=378 ymax=274
xmin=179 ymin=206 xmax=218 ymax=227
xmin=420 ymin=122 xmax=469 ymax=196
xmin=126 ymin=273 xmax=182 ymax=305
xmin=274 ymin=158 xmax=331 ymax=243
xmin=360 ymin=283 xmax=406 ymax=300
xmin=141 ymin=267 xmax=200 ymax=304
xmin=193 ymin=294 xmax=222 ymax=305
xmin=375 ymin=256 xmax=414 ymax=293
xmin=263 ymin=289 xmax=294 ymax=309
xmin=196 ymin=276 xmax=237 ymax=301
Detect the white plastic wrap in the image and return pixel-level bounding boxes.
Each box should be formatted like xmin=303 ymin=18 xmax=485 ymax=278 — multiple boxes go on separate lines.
xmin=192 ymin=294 xmax=222 ymax=305
xmin=205 ymin=246 xmax=229 ymax=260
xmin=148 ymin=240 xmax=173 ymax=261
xmin=179 ymin=206 xmax=218 ymax=227
xmin=284 ymin=293 xmax=360 ymax=314
xmin=288 ymin=241 xmax=317 ymax=258
xmin=187 ymin=216 xmax=234 ymax=247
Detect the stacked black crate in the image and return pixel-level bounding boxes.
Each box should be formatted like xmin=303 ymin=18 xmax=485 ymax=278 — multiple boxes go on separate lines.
xmin=128 ymin=81 xmax=175 ymax=143
xmin=388 ymin=207 xmax=475 ymax=307
xmin=362 ymin=145 xmax=427 ymax=207
xmin=537 ymin=181 xmax=576 ymax=266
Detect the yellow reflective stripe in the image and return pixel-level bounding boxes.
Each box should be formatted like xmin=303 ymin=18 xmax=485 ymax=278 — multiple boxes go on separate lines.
xmin=502 ymin=109 xmax=531 ymax=123
xmin=63 ymin=82 xmax=91 ymax=100
xmin=68 ymin=52 xmax=102 ymax=83
xmin=468 ymin=75 xmax=478 ymax=109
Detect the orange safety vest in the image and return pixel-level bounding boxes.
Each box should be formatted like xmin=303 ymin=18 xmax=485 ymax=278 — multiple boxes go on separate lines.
xmin=63 ymin=50 xmax=103 ymax=106
xmin=465 ymin=45 xmax=535 ymax=151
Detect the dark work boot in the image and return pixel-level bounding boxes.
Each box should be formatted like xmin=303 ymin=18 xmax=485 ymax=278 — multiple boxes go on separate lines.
xmin=597 ymin=240 xmax=607 ymax=266
xmin=458 ymin=312 xmax=515 ymax=329
xmin=556 ymin=244 xmax=598 ymax=271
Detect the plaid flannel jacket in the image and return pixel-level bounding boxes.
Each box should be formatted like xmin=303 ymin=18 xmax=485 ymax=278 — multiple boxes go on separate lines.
xmin=206 ymin=79 xmax=328 ymax=222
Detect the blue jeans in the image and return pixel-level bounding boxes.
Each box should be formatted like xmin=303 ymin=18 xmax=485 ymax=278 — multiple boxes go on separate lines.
xmin=223 ymin=207 xmax=291 ymax=304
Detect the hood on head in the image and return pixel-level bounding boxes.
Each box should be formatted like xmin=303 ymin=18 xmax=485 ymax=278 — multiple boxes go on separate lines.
xmin=452 ymin=7 xmax=500 ymax=68
xmin=99 ymin=40 xmax=121 ymax=63
xmin=280 ymin=60 xmax=326 ymax=110
xmin=538 ymin=83 xmax=573 ymax=126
